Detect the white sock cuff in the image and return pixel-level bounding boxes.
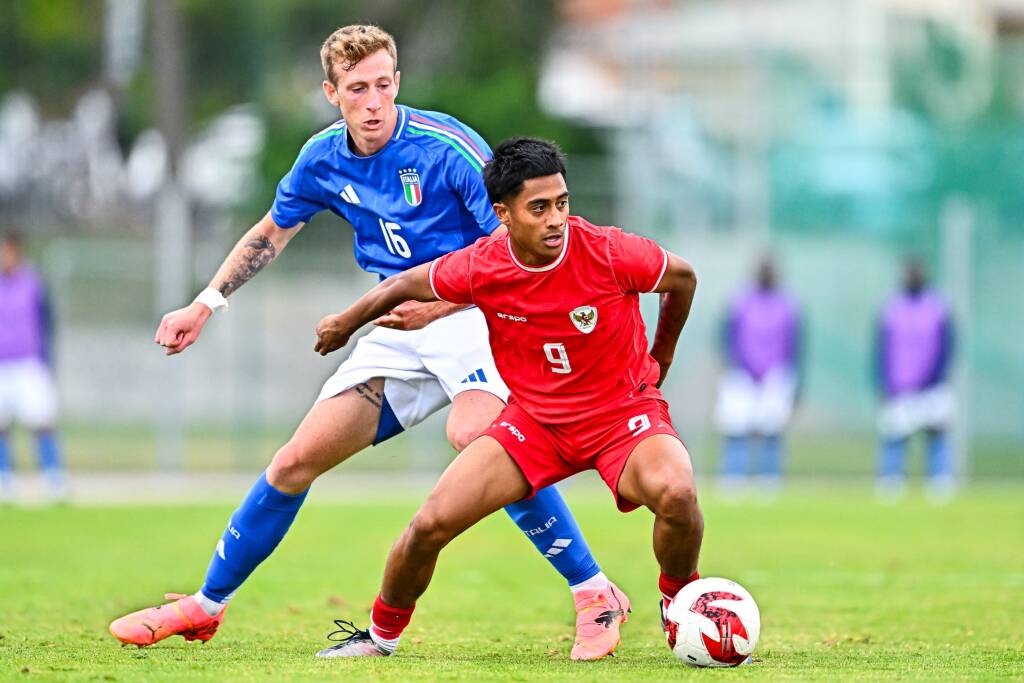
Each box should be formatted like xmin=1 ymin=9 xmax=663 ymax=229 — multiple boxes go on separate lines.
xmin=570 ymin=571 xmax=609 ymax=593
xmin=369 ymin=626 xmax=400 ymax=653
xmin=194 ymin=591 xmax=228 ymax=617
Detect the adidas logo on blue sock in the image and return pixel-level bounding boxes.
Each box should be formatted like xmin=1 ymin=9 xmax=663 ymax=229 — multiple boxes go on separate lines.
xmin=460 ymin=368 xmax=488 ymax=384
xmin=544 ymin=538 xmax=573 ymax=558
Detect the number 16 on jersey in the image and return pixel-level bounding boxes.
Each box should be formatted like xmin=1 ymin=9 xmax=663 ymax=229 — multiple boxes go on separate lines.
xmin=379 ymin=218 xmax=411 ymax=258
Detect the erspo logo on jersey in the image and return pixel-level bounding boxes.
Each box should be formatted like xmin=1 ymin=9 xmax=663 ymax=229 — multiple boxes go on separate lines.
xmin=497 ymin=311 xmax=528 ymax=323
xmin=399 ymin=168 xmax=422 ymax=206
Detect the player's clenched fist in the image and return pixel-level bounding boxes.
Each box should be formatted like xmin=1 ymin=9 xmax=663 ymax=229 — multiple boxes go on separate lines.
xmin=314 ymin=313 xmax=356 ymax=356
xmin=373 ymin=300 xmax=433 ymax=330
xmin=154 ymin=303 xmax=212 ymax=356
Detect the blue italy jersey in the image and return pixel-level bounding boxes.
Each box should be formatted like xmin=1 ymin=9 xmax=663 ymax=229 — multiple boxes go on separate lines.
xmin=271 ymin=105 xmax=501 ymax=278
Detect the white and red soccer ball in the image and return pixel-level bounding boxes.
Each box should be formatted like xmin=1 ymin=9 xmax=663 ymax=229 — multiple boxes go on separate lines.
xmin=663 ymin=577 xmax=760 ymax=667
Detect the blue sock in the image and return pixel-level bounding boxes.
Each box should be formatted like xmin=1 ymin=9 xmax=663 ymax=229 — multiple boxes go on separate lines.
xmin=879 ymin=437 xmax=908 ymax=480
xmin=503 ymin=485 xmax=600 ymax=587
xmin=200 ymin=472 xmax=308 ymax=603
xmin=927 ymin=431 xmax=953 ymax=480
xmin=36 ymin=430 xmax=62 ymax=472
xmin=0 ymin=432 xmax=11 ymax=476
xmin=760 ymin=434 xmax=783 ymax=478
xmin=721 ymin=436 xmax=748 ymax=478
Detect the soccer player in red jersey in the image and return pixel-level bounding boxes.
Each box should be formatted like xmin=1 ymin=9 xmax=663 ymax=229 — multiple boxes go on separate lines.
xmin=313 ymin=137 xmax=703 ymax=657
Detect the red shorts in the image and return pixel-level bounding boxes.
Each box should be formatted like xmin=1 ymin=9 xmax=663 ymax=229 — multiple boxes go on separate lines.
xmin=483 ymin=397 xmax=681 ymax=512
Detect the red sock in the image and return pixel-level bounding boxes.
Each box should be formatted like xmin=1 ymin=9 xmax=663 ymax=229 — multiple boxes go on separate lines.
xmin=659 ymin=570 xmax=700 ymax=602
xmin=370 ymin=594 xmax=415 ymax=641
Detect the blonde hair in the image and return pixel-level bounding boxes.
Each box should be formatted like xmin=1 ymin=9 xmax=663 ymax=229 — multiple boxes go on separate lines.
xmin=320 ymin=24 xmax=398 ymax=84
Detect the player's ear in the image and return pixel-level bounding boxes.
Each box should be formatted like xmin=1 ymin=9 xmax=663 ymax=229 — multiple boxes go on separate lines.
xmin=493 ymin=201 xmax=510 ymax=226
xmin=322 ymin=80 xmax=340 ymax=108
xmin=393 ymin=70 xmax=400 ymax=93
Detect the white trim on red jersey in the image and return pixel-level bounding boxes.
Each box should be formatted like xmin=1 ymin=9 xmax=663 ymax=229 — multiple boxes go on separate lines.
xmin=428 ymin=258 xmax=454 ymax=303
xmin=506 ymin=220 xmax=571 ymax=273
xmin=646 ymin=247 xmax=670 ymax=293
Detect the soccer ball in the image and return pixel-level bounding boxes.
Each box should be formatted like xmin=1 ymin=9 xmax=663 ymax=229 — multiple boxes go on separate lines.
xmin=663 ymin=577 xmax=760 ymax=667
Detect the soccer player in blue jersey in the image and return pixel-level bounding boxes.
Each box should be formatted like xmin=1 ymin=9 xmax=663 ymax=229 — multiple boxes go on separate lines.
xmin=110 ymin=25 xmax=626 ymax=661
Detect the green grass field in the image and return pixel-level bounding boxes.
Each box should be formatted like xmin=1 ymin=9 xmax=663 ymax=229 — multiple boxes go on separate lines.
xmin=1 ymin=484 xmax=1022 ymax=681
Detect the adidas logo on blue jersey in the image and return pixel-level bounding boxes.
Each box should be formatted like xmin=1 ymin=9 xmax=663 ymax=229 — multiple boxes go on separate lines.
xmin=460 ymin=368 xmax=488 ymax=384
xmin=340 ymin=184 xmax=361 ymax=204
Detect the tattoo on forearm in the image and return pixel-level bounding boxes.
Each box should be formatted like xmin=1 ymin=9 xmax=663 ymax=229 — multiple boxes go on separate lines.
xmin=354 ymin=382 xmax=383 ymax=409
xmin=216 ymin=235 xmax=277 ymax=297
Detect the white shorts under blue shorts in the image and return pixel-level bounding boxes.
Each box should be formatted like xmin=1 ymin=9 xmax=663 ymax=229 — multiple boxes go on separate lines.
xmin=714 ymin=366 xmax=797 ymax=437
xmin=316 ymin=307 xmax=509 ymax=431
xmin=878 ymin=384 xmax=954 ymax=439
xmin=0 ymin=357 xmax=59 ymax=430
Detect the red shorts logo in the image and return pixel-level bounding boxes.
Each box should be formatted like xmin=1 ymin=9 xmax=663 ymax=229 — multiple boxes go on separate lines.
xmin=627 ymin=414 xmax=651 ymax=437
xmin=499 ymin=420 xmax=526 ymax=442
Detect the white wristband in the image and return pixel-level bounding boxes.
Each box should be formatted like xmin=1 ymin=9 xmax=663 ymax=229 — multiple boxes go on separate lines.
xmin=194 ymin=287 xmax=229 ymax=313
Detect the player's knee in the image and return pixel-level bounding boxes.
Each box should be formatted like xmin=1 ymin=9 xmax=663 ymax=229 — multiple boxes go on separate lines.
xmin=652 ymin=480 xmax=701 ymax=525
xmin=406 ymin=508 xmax=457 ymax=553
xmin=446 ymin=424 xmax=482 ymax=453
xmin=267 ymin=441 xmax=319 ymax=493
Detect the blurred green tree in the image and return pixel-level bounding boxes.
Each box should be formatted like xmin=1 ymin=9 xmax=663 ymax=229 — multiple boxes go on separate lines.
xmin=0 ymin=0 xmax=597 ymax=217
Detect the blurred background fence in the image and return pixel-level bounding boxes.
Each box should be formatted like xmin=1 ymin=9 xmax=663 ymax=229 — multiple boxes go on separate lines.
xmin=1 ymin=0 xmax=1022 ymax=480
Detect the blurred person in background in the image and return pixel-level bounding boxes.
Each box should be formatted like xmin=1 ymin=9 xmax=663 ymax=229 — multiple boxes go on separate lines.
xmin=875 ymin=258 xmax=956 ymax=501
xmin=110 ymin=24 xmax=622 ymax=660
xmin=714 ymin=257 xmax=802 ymax=496
xmin=0 ymin=231 xmax=67 ymax=502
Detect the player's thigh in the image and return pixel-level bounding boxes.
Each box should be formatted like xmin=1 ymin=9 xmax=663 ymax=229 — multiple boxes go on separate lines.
xmin=617 ymin=434 xmax=697 ymax=511
xmin=11 ymin=360 xmax=58 ymax=430
xmin=755 ymin=369 xmax=796 ymax=433
xmin=416 ymin=435 xmax=532 ymax=537
xmin=271 ymin=378 xmax=384 ymax=473
xmin=0 ymin=363 xmax=16 ymax=430
xmin=714 ymin=370 xmax=756 ymax=436
xmin=446 ymin=389 xmax=505 ymax=452
xmin=419 ymin=308 xmax=510 ymax=440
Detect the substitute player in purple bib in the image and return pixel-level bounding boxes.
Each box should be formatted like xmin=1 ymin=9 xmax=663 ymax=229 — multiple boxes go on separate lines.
xmin=0 ymin=231 xmax=68 ymax=502
xmin=875 ymin=259 xmax=956 ymax=501
xmin=109 ymin=25 xmax=623 ymax=660
xmin=714 ymin=257 xmax=802 ymax=494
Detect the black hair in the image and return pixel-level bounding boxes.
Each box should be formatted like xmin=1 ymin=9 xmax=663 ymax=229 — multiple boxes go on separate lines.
xmin=483 ymin=137 xmax=567 ymax=203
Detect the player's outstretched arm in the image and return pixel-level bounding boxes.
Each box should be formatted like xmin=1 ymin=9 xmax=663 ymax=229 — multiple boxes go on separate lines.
xmin=315 ymin=262 xmax=437 ymax=355
xmin=209 ymin=213 xmax=301 ymax=298
xmin=371 ymin=227 xmax=506 ymax=331
xmin=154 ymin=213 xmax=302 ymax=356
xmin=649 ymin=252 xmax=698 ymax=387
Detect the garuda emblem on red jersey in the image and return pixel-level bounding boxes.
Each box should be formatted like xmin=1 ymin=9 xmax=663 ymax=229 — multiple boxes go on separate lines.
xmin=400 ymin=168 xmax=422 ymax=206
xmin=570 ymin=306 xmax=598 ymax=334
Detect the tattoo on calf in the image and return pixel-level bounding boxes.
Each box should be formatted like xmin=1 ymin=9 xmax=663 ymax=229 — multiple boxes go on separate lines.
xmin=355 ymin=382 xmax=383 ymax=409
xmin=217 ymin=235 xmax=277 ymax=297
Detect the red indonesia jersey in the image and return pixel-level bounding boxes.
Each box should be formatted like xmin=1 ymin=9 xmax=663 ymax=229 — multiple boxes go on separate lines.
xmin=429 ymin=215 xmax=669 ymax=424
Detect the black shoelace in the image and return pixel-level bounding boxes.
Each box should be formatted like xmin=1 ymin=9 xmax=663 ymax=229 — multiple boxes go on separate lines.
xmin=326 ymin=618 xmax=371 ymax=646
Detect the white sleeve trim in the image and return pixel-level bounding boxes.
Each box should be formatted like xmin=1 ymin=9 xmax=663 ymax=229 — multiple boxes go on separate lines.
xmin=428 ymin=258 xmax=454 ymax=303
xmin=646 ymin=248 xmax=670 ymax=293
